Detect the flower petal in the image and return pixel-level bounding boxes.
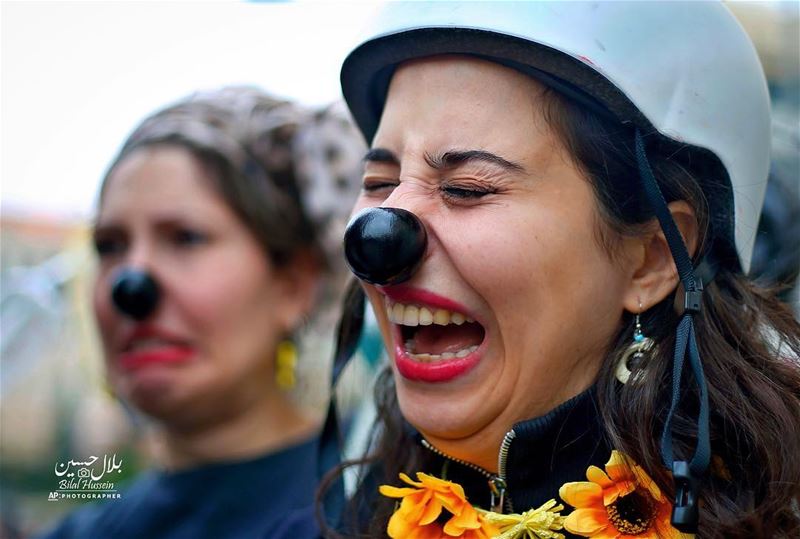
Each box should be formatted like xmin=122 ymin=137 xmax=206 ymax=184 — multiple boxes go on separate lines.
xmin=592 ymin=528 xmax=623 ymax=539
xmin=623 ymin=532 xmax=657 ymax=539
xmin=419 ymin=497 xmax=443 ymax=526
xmin=398 ymin=490 xmax=430 ymax=521
xmin=654 ymin=518 xmax=695 ymax=539
xmin=631 ymin=463 xmax=663 ymax=502
xmin=419 ymin=473 xmax=458 ymax=493
xmin=460 ymin=527 xmax=497 ymax=539
xmin=445 ymin=503 xmax=481 ymax=533
xmin=400 ymin=473 xmax=424 ymax=488
xmin=610 ymin=478 xmax=637 ymax=501
xmin=560 ymin=481 xmax=603 ymax=508
xmin=586 ymin=465 xmax=614 ymax=488
xmin=448 ymin=481 xmax=467 ymax=501
xmin=409 ymin=525 xmax=445 ymax=539
xmin=475 ymin=516 xmax=500 ymax=538
xmin=605 ymin=451 xmax=635 ymax=483
xmin=380 ymin=485 xmax=421 ymax=498
xmin=586 ymin=464 xmax=629 ymax=505
xmin=387 ymin=510 xmax=414 ymax=538
xmin=434 ymin=491 xmax=464 ymax=515
xmin=564 ymin=507 xmax=612 ymax=536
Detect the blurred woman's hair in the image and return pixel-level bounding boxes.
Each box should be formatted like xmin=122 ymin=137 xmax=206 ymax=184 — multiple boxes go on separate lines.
xmin=101 ymin=86 xmax=364 ymax=271
xmin=320 ymin=86 xmax=800 ymax=538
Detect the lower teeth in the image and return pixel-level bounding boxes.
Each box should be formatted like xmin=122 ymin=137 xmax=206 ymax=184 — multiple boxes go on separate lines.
xmin=405 ymin=344 xmax=479 ymax=362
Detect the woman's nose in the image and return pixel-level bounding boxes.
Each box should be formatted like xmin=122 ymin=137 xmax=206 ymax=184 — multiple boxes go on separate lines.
xmin=111 ymin=268 xmax=161 ymax=320
xmin=344 ymin=207 xmax=428 ymax=285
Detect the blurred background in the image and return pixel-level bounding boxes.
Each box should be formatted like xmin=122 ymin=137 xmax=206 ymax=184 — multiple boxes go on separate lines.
xmin=1 ymin=1 xmax=798 ymax=537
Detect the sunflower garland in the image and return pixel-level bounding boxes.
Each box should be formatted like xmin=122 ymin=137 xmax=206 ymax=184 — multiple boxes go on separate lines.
xmin=477 ymin=500 xmax=566 ymax=539
xmin=379 ymin=451 xmax=692 ymax=539
xmin=379 ymin=472 xmax=500 ymax=539
xmin=559 ymin=451 xmax=694 ymax=539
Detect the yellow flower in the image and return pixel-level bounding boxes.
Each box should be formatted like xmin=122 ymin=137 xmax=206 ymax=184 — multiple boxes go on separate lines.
xmin=559 ymin=451 xmax=693 ymax=539
xmin=477 ymin=499 xmax=566 ymax=539
xmin=379 ymin=472 xmax=500 ymax=538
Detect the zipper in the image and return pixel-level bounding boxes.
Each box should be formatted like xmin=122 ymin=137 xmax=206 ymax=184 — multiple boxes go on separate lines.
xmin=420 ymin=438 xmax=495 ymax=479
xmin=420 ymin=429 xmax=516 ymax=513
xmin=495 ymin=429 xmax=517 ymax=513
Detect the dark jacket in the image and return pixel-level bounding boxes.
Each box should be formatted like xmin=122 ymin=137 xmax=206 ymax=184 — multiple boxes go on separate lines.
xmin=38 ymin=437 xmax=321 ymax=539
xmin=348 ymin=389 xmax=613 ymax=539
xmin=424 ymin=389 xmax=610 ymax=514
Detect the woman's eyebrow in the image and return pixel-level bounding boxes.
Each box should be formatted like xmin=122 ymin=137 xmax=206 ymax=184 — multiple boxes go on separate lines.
xmin=363 ymin=147 xmax=526 ymax=174
xmin=424 ymin=149 xmax=525 ymax=173
xmin=363 ymin=147 xmax=400 ymax=165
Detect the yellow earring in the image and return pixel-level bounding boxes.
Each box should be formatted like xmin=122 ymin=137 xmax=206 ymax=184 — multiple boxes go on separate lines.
xmin=275 ymin=339 xmax=298 ymax=390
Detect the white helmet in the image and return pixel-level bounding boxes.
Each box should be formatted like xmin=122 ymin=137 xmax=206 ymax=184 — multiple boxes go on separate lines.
xmin=340 ymin=0 xmax=771 ymax=273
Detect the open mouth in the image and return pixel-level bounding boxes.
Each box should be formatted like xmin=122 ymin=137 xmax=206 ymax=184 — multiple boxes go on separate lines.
xmin=385 ymin=298 xmax=486 ymax=362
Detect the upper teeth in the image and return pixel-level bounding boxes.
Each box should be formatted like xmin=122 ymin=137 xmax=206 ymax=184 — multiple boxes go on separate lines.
xmin=386 ymin=300 xmax=475 ymax=327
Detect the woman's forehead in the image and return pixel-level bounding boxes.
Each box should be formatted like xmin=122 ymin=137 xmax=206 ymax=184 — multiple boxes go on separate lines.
xmin=390 ymin=54 xmax=547 ymax=103
xmin=375 ymin=56 xmax=560 ymax=168
xmin=98 ymin=146 xmax=229 ymax=222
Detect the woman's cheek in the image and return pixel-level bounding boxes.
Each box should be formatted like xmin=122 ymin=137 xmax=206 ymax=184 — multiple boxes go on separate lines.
xmin=92 ymin=276 xmax=116 ymax=352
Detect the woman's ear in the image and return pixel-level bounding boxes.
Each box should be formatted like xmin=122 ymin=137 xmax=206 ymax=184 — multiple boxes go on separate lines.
xmin=274 ymin=250 xmax=323 ymax=332
xmin=622 ymin=200 xmax=699 ymax=312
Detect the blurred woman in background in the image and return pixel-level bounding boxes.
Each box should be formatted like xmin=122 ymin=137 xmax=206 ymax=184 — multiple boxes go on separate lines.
xmin=41 ymin=87 xmax=363 ymax=539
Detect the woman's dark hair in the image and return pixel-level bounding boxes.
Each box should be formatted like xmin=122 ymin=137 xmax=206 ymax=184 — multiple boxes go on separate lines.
xmin=545 ymin=88 xmax=800 ymax=538
xmin=319 ymin=84 xmax=800 ymax=538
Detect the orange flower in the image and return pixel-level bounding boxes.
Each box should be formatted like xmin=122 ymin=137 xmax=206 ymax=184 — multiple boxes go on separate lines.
xmin=379 ymin=472 xmax=500 ymax=539
xmin=559 ymin=451 xmax=693 ymax=539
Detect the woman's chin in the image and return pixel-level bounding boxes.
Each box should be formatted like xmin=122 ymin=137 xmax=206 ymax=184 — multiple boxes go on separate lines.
xmin=113 ymin=366 xmax=189 ymax=421
xmin=395 ymin=379 xmax=503 ymax=442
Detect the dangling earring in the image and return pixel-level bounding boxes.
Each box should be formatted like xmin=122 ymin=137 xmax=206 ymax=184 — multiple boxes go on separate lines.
xmin=275 ymin=339 xmax=298 ymax=390
xmin=615 ymin=304 xmax=655 ymax=385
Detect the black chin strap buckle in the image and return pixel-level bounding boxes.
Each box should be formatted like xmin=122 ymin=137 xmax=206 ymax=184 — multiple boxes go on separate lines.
xmin=671 ymin=460 xmax=700 ymax=533
xmin=679 ymin=282 xmax=703 ymax=315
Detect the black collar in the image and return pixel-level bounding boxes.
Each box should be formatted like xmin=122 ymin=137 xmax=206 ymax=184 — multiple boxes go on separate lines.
xmin=419 ymin=388 xmax=610 ymax=513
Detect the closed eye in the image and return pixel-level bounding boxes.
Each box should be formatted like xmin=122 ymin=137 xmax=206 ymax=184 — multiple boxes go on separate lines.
xmin=440 ymin=183 xmax=496 ymax=203
xmin=362 ymin=176 xmax=399 ymax=198
xmin=363 ymin=181 xmax=398 ymax=192
xmin=442 ymin=186 xmax=491 ymax=199
xmin=362 ymin=147 xmax=399 ymax=196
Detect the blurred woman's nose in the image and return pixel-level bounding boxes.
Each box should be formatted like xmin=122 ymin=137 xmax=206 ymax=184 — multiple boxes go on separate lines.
xmin=344 ymin=207 xmax=428 ymax=285
xmin=110 ymin=267 xmax=161 ymax=320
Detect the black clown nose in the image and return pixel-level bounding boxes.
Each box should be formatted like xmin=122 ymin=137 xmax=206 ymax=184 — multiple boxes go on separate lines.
xmin=344 ymin=207 xmax=428 ymax=286
xmin=111 ymin=269 xmax=160 ymax=320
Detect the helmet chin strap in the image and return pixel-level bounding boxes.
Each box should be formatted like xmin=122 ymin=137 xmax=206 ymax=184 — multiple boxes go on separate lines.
xmin=635 ymin=130 xmax=710 ymax=534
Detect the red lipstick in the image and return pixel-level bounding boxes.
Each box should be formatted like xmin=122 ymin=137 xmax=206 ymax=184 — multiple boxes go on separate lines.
xmin=118 ymin=325 xmax=195 ymax=371
xmin=393 ymin=340 xmax=483 ymax=383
